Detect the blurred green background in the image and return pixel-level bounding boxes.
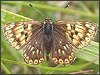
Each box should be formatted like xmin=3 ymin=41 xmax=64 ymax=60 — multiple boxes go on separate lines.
xmin=1 ymin=1 xmax=99 ymax=74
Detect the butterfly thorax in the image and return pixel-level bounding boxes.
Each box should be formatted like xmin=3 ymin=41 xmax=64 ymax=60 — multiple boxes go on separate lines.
xmin=43 ymin=18 xmax=53 ymax=36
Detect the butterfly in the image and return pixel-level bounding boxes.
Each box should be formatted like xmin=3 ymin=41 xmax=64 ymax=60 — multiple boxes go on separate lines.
xmin=3 ymin=17 xmax=97 ymax=66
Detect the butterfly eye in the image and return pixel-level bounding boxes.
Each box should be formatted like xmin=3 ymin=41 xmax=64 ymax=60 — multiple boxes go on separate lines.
xmin=50 ymin=22 xmax=53 ymax=24
xmin=43 ymin=21 xmax=46 ymax=24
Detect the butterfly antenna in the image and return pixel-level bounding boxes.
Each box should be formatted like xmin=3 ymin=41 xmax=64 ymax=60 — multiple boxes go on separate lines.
xmin=65 ymin=1 xmax=72 ymax=8
xmin=29 ymin=4 xmax=46 ymax=18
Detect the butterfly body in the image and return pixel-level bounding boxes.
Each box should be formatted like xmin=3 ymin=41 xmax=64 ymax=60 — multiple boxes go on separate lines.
xmin=42 ymin=18 xmax=54 ymax=54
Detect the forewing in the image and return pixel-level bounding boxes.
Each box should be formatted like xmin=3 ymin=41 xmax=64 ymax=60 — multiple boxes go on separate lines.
xmin=22 ymin=28 xmax=46 ymax=65
xmin=4 ymin=20 xmax=41 ymax=50
xmin=49 ymin=28 xmax=76 ymax=65
xmin=55 ymin=20 xmax=97 ymax=48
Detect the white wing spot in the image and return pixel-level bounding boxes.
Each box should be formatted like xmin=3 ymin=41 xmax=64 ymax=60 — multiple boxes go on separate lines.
xmin=14 ymin=25 xmax=23 ymax=31
xmin=30 ymin=47 xmax=34 ymax=51
xmin=85 ymin=24 xmax=91 ymax=28
xmin=10 ymin=23 xmax=15 ymax=28
xmin=28 ymin=45 xmax=31 ymax=50
xmin=59 ymin=59 xmax=63 ymax=64
xmin=23 ymin=53 xmax=27 ymax=58
xmin=15 ymin=45 xmax=20 ymax=49
xmin=15 ymin=28 xmax=24 ymax=34
xmin=39 ymin=58 xmax=44 ymax=63
xmin=6 ymin=34 xmax=13 ymax=39
xmin=20 ymin=40 xmax=25 ymax=45
xmin=8 ymin=38 xmax=14 ymax=42
xmin=78 ymin=33 xmax=83 ymax=38
xmin=40 ymin=58 xmax=44 ymax=61
xmin=64 ymin=59 xmax=69 ymax=64
xmin=25 ymin=56 xmax=29 ymax=63
xmin=36 ymin=49 xmax=39 ymax=54
xmin=86 ymin=22 xmax=89 ymax=23
xmin=85 ymin=37 xmax=90 ymax=42
xmin=19 ymin=35 xmax=25 ymax=41
xmin=58 ymin=49 xmax=61 ymax=54
xmin=91 ymin=26 xmax=95 ymax=30
xmin=32 ymin=51 xmax=35 ymax=55
xmin=5 ymin=27 xmax=10 ymax=31
xmin=66 ymin=24 xmax=71 ymax=30
xmin=39 ymin=51 xmax=41 ymax=54
xmin=35 ymin=41 xmax=37 ymax=44
xmin=62 ymin=50 xmax=65 ymax=54
xmin=63 ymin=46 xmax=67 ymax=50
xmin=34 ymin=59 xmax=38 ymax=65
xmin=86 ymin=33 xmax=93 ymax=38
xmin=71 ymin=52 xmax=74 ymax=57
xmin=5 ymin=30 xmax=12 ymax=35
xmin=52 ymin=58 xmax=58 ymax=63
xmin=75 ymin=27 xmax=84 ymax=33
xmin=77 ymin=22 xmax=82 ymax=25
xmin=81 ymin=41 xmax=88 ymax=46
xmin=66 ymin=44 xmax=69 ymax=49
xmin=73 ymin=57 xmax=76 ymax=61
xmin=73 ymin=39 xmax=78 ymax=45
xmin=88 ymin=29 xmax=95 ymax=34
xmin=73 ymin=34 xmax=79 ymax=40
xmin=12 ymin=42 xmax=17 ymax=47
xmin=59 ymin=41 xmax=62 ymax=44
xmin=29 ymin=59 xmax=33 ymax=64
xmin=16 ymin=33 xmax=21 ymax=38
xmin=69 ymin=56 xmax=72 ymax=60
xmin=27 ymin=24 xmax=32 ymax=30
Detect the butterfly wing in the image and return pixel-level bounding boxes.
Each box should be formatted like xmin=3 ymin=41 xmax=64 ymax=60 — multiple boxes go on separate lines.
xmin=55 ymin=20 xmax=97 ymax=48
xmin=49 ymin=27 xmax=76 ymax=65
xmin=22 ymin=28 xmax=46 ymax=65
xmin=4 ymin=20 xmax=46 ymax=64
xmin=4 ymin=20 xmax=41 ymax=50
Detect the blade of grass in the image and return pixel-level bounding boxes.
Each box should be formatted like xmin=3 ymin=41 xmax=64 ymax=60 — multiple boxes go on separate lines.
xmin=1 ymin=58 xmax=93 ymax=73
xmin=75 ymin=49 xmax=99 ymax=65
xmin=1 ymin=9 xmax=31 ymax=24
xmin=1 ymin=1 xmax=98 ymax=23
xmin=77 ymin=1 xmax=92 ymax=13
xmin=1 ymin=62 xmax=11 ymax=74
xmin=45 ymin=64 xmax=62 ymax=74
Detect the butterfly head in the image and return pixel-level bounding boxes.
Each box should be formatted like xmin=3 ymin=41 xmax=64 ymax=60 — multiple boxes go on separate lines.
xmin=43 ymin=18 xmax=53 ymax=25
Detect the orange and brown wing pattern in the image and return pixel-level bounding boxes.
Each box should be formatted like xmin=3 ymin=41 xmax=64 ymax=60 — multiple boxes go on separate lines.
xmin=49 ymin=27 xmax=76 ymax=66
xmin=4 ymin=20 xmax=41 ymax=50
xmin=55 ymin=20 xmax=97 ymax=48
xmin=22 ymin=28 xmax=46 ymax=65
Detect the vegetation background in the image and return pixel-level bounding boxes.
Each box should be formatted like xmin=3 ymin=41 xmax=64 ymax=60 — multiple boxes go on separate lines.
xmin=1 ymin=1 xmax=99 ymax=74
